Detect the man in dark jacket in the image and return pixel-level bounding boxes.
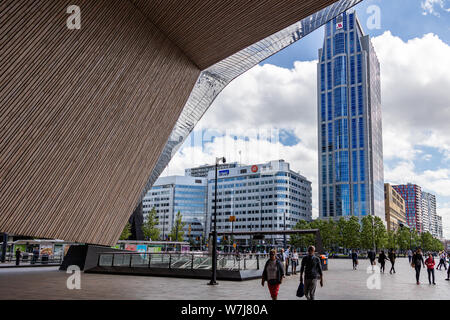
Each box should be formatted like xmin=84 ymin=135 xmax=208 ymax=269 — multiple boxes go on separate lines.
xmin=300 ymin=246 xmax=323 ymax=300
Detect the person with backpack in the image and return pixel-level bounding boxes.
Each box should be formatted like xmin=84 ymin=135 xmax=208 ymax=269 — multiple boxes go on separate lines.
xmin=424 ymin=253 xmax=436 ymax=285
xmin=351 ymin=249 xmax=358 ymax=270
xmin=388 ymin=248 xmax=396 ymax=274
xmin=378 ymin=250 xmax=389 ymax=273
xmin=262 ymin=249 xmax=285 ymax=300
xmin=411 ymin=248 xmax=425 ymax=285
xmin=299 ymin=246 xmax=323 ymax=300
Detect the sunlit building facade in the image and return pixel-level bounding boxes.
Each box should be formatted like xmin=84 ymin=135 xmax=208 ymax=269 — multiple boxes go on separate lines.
xmin=143 ymin=176 xmax=208 ymax=242
xmin=318 ymin=11 xmax=384 ymax=220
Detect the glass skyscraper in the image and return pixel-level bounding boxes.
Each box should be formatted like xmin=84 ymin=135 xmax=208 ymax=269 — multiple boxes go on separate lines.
xmin=317 ymin=11 xmax=384 ymax=220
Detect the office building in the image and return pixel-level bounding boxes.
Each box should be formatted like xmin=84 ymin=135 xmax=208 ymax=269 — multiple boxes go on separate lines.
xmin=436 ymin=215 xmax=443 ymax=239
xmin=392 ymin=184 xmax=422 ymax=232
xmin=207 ymin=160 xmax=312 ymax=246
xmin=186 ymin=162 xmax=239 ymax=178
xmin=142 ymin=176 xmax=208 ymax=243
xmin=421 ymin=191 xmax=435 ymax=234
xmin=384 ymin=183 xmax=406 ymax=232
xmin=318 ymin=11 xmax=384 ymax=220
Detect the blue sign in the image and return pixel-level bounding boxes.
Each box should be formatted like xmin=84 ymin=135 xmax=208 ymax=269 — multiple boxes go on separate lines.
xmin=218 ymin=169 xmax=229 ymax=176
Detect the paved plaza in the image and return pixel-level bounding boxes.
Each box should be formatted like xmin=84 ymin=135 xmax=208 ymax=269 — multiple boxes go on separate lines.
xmin=0 ymin=258 xmax=448 ymax=300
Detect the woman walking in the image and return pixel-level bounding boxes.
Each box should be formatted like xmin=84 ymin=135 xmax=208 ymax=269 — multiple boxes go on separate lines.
xmin=411 ymin=249 xmax=425 ymax=285
xmin=388 ymin=249 xmax=396 ymax=274
xmin=378 ymin=250 xmax=389 ymax=273
xmin=425 ymin=253 xmax=436 ymax=285
xmin=262 ymin=249 xmax=285 ymax=300
xmin=291 ymin=249 xmax=299 ymax=275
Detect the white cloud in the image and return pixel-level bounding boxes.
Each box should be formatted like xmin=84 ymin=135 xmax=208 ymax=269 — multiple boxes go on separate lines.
xmin=164 ymin=31 xmax=450 ymax=237
xmin=421 ymin=0 xmax=450 ymax=16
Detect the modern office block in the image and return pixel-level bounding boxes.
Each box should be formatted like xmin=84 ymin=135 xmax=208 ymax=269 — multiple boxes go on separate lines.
xmin=318 ymin=11 xmax=384 ymax=221
xmin=142 ymin=176 xmax=208 ymax=243
xmin=207 ymin=160 xmax=312 ymax=246
xmin=384 ymin=183 xmax=406 ymax=232
xmin=392 ymin=184 xmax=423 ymax=233
xmin=186 ymin=163 xmax=239 ymax=178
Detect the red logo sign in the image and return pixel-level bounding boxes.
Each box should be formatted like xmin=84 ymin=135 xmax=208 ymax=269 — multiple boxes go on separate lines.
xmin=251 ymin=165 xmax=258 ymax=173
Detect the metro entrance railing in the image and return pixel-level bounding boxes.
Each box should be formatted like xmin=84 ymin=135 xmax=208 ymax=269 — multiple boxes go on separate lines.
xmin=97 ymin=252 xmax=269 ymax=271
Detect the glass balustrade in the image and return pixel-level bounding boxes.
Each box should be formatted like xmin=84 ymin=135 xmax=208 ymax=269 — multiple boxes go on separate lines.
xmin=97 ymin=252 xmax=269 ymax=271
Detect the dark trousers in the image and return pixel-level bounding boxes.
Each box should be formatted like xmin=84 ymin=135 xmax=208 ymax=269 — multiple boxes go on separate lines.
xmin=408 ymin=256 xmax=412 ymax=263
xmin=437 ymin=259 xmax=447 ymax=270
xmin=415 ymin=265 xmax=421 ymax=283
xmin=427 ymin=268 xmax=435 ymax=284
xmin=15 ymin=257 xmax=20 ymax=266
xmin=352 ymin=259 xmax=357 ymax=269
xmin=380 ymin=261 xmax=385 ymax=273
xmin=390 ymin=261 xmax=395 ymax=273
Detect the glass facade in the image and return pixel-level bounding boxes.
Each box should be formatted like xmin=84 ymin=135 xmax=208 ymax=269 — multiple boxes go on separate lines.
xmin=317 ymin=11 xmax=384 ymax=220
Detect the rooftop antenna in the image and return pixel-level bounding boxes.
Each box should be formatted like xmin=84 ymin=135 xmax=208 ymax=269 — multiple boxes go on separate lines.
xmin=239 ymin=150 xmax=242 ymax=167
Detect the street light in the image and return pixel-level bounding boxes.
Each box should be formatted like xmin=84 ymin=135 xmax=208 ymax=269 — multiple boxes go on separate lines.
xmin=208 ymin=156 xmax=226 ymax=286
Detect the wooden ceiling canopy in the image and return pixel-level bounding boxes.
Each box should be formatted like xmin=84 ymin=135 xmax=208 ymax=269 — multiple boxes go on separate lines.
xmin=132 ymin=0 xmax=339 ymax=69
xmin=0 ymin=0 xmax=339 ymax=246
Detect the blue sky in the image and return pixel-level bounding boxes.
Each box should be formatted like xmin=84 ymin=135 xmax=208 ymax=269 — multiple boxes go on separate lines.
xmin=166 ymin=0 xmax=450 ymax=237
xmin=263 ymin=0 xmax=450 ymax=67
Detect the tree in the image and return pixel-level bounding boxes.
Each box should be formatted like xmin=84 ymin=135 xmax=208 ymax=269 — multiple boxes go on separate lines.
xmin=420 ymin=232 xmax=434 ymax=252
xmin=119 ymin=222 xmax=131 ymax=240
xmin=290 ymin=220 xmax=313 ymax=251
xmin=431 ymin=237 xmax=444 ymax=252
xmin=343 ymin=216 xmax=360 ymax=250
xmin=142 ymin=207 xmax=160 ymax=241
xmin=336 ymin=217 xmax=347 ymax=250
xmin=360 ymin=216 xmax=375 ymax=250
xmin=310 ymin=218 xmax=337 ymax=252
xmin=373 ymin=216 xmax=387 ymax=250
xmin=169 ymin=211 xmax=185 ymax=242
xmin=397 ymin=226 xmax=411 ymax=251
xmin=386 ymin=230 xmax=398 ymax=250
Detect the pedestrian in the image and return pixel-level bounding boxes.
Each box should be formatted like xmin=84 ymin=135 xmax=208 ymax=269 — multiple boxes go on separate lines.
xmin=411 ymin=248 xmax=425 ymax=285
xmin=446 ymin=261 xmax=450 ymax=281
xmin=351 ymin=249 xmax=358 ymax=270
xmin=31 ymin=247 xmax=39 ymax=265
xmin=15 ymin=248 xmax=21 ymax=266
xmin=261 ymin=249 xmax=285 ymax=300
xmin=407 ymin=249 xmax=413 ymax=263
xmin=368 ymin=249 xmax=376 ymax=271
xmin=291 ymin=249 xmax=299 ymax=275
xmin=378 ymin=250 xmax=388 ymax=273
xmin=424 ymin=253 xmax=436 ymax=285
xmin=285 ymin=246 xmax=291 ymax=276
xmin=388 ymin=248 xmax=396 ymax=274
xmin=436 ymin=252 xmax=447 ymax=270
xmin=299 ymin=246 xmax=323 ymax=300
xmin=277 ymin=248 xmax=285 ymax=267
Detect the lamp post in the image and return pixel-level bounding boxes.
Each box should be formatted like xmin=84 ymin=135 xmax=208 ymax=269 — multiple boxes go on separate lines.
xmin=208 ymin=156 xmax=226 ymax=286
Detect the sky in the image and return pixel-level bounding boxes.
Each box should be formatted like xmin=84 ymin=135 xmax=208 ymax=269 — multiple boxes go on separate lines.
xmin=162 ymin=0 xmax=450 ymax=238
